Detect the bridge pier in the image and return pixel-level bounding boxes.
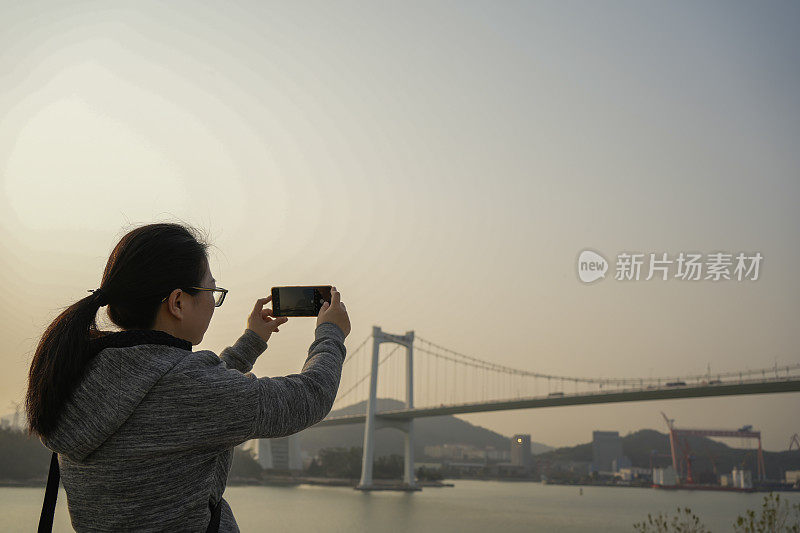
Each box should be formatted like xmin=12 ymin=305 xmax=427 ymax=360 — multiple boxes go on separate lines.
xmin=356 ymin=326 xmax=418 ymax=491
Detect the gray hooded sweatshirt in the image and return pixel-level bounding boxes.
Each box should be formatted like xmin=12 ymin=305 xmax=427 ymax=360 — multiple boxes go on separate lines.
xmin=41 ymin=322 xmax=347 ymax=532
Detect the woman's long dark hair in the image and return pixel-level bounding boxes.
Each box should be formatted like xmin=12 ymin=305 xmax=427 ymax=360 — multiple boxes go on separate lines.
xmin=26 ymin=222 xmax=210 ymax=440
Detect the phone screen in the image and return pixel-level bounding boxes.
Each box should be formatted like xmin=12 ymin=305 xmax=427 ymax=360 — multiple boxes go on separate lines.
xmin=272 ymin=286 xmax=332 ymax=317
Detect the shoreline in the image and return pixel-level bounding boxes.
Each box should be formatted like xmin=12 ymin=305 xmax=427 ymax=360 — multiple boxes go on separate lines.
xmin=4 ymin=476 xmax=796 ymax=493
xmin=228 ymin=476 xmax=455 ymax=488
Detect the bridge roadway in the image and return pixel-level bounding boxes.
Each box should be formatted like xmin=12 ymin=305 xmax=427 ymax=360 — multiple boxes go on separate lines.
xmin=317 ymin=377 xmax=800 ymax=427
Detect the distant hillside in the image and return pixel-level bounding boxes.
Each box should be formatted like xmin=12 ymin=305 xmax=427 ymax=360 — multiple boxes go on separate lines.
xmin=296 ymin=398 xmax=553 ymax=458
xmin=0 ymin=427 xmax=51 ymax=481
xmin=537 ymin=429 xmax=800 ymax=480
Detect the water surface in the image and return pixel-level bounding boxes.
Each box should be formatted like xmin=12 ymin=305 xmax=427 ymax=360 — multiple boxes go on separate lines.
xmin=4 ymin=481 xmax=798 ymax=532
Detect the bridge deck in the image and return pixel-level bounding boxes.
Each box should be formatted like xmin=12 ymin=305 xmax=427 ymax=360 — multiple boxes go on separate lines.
xmin=318 ymin=378 xmax=800 ymax=427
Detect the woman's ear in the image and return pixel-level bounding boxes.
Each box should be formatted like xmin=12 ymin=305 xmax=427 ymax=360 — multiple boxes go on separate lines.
xmin=165 ymin=290 xmax=184 ymax=319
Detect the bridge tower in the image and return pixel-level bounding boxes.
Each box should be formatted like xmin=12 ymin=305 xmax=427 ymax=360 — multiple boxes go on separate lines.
xmin=356 ymin=326 xmax=419 ymax=490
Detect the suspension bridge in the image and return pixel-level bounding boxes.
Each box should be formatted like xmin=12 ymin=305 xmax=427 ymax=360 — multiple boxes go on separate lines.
xmin=318 ymin=326 xmax=800 ymax=491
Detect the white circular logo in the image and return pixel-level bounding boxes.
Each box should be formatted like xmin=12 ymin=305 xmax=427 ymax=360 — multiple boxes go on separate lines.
xmin=577 ymin=250 xmax=608 ymax=283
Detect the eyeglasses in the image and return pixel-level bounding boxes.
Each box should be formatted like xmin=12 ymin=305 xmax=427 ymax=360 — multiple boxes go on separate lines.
xmin=161 ymin=286 xmax=228 ymax=307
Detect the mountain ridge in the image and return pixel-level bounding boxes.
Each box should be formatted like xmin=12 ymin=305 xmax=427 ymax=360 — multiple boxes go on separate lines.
xmin=296 ymin=398 xmax=553 ymax=457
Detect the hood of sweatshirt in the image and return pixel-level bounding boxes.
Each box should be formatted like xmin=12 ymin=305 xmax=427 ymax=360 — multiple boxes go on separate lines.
xmin=41 ymin=329 xmax=193 ymax=462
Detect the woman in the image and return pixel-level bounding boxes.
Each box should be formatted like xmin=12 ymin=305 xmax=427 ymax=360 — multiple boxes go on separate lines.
xmin=26 ymin=222 xmax=351 ymax=532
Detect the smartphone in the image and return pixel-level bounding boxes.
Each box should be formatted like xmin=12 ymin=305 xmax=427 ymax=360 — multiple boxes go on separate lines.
xmin=271 ymin=285 xmax=332 ymax=317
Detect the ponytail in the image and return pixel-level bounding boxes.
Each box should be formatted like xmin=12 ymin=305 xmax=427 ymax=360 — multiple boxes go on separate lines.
xmin=26 ymin=292 xmax=108 ymax=439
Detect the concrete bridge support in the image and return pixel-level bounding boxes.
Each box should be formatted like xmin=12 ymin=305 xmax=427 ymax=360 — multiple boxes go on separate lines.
xmin=356 ymin=326 xmax=418 ymax=490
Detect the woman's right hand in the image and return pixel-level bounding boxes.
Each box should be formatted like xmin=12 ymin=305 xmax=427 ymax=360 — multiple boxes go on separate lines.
xmin=247 ymin=295 xmax=289 ymax=343
xmin=317 ymin=286 xmax=350 ymax=338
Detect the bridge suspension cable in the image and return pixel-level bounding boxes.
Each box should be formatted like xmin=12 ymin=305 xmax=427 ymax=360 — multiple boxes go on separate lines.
xmin=334 ymin=343 xmax=402 ymax=404
xmin=414 ymin=335 xmax=639 ymax=385
xmin=413 ymin=334 xmax=800 ymax=386
xmin=341 ymin=332 xmax=371 ymax=367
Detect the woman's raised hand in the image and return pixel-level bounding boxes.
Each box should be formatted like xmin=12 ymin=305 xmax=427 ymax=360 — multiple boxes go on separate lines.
xmin=247 ymin=295 xmax=288 ymax=343
xmin=316 ymin=286 xmax=351 ymax=338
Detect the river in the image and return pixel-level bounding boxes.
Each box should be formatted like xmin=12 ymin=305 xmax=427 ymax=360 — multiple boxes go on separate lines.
xmin=4 ymin=481 xmax=799 ymax=531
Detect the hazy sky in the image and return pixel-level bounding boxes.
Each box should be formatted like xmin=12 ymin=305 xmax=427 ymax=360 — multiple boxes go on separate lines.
xmin=1 ymin=1 xmax=798 ymax=451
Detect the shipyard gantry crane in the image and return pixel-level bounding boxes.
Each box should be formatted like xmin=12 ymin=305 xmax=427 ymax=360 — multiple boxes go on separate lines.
xmin=660 ymin=412 xmax=765 ymax=483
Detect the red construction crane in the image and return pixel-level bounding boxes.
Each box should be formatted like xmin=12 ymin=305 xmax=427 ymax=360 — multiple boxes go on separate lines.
xmin=678 ymin=437 xmax=695 ymax=484
xmin=661 ymin=412 xmax=680 ymax=476
xmin=660 ymin=412 xmax=765 ymax=483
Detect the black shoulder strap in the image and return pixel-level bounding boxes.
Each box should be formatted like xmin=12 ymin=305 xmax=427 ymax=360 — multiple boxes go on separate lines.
xmin=206 ymin=496 xmax=222 ymax=532
xmin=38 ymin=450 xmax=223 ymax=533
xmin=38 ymin=451 xmax=59 ymax=532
